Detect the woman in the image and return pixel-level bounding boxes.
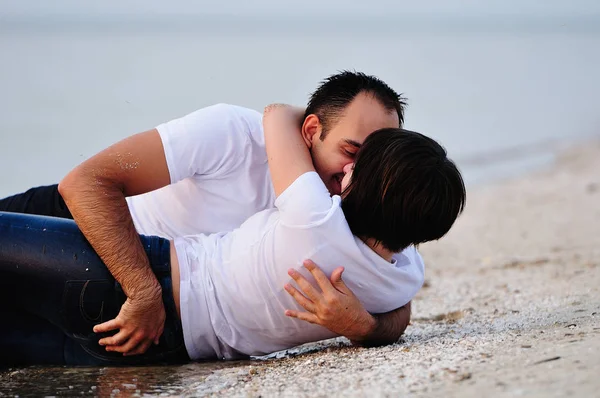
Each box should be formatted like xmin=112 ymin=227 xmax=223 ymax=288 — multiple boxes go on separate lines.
xmin=0 ymin=105 xmax=466 ymax=365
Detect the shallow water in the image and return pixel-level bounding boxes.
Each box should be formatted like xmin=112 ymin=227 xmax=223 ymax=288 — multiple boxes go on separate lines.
xmin=0 ymin=341 xmax=342 ymax=396
xmin=0 ymin=361 xmax=249 ymax=397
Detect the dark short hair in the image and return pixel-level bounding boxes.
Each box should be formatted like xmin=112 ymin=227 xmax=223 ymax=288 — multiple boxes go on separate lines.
xmin=341 ymin=128 xmax=466 ymax=252
xmin=305 ymin=71 xmax=407 ymax=139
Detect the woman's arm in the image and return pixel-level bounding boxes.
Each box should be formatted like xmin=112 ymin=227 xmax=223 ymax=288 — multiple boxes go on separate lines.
xmin=263 ymin=104 xmax=314 ymax=197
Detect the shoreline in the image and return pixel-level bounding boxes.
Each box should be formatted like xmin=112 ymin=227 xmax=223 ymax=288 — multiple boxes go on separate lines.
xmin=456 ymin=133 xmax=594 ymax=187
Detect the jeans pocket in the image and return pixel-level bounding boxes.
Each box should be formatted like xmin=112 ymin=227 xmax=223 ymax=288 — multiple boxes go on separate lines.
xmin=61 ymin=279 xmax=188 ymax=365
xmin=61 ymin=279 xmax=122 ymax=336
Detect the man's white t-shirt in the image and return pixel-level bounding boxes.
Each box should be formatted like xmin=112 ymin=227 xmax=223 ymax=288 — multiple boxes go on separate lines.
xmin=125 ymin=103 xmax=425 ymax=359
xmin=174 ymin=171 xmax=425 ymax=360
xmin=126 ymin=103 xmax=275 ymax=237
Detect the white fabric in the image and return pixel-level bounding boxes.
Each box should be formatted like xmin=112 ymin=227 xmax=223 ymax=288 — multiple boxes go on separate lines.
xmin=175 ymin=171 xmax=425 ymax=360
xmin=126 ymin=103 xmax=275 ymax=237
xmin=124 ymin=103 xmax=425 ymax=360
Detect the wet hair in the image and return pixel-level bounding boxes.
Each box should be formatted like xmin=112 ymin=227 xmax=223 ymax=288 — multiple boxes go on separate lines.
xmin=341 ymin=128 xmax=466 ymax=252
xmin=305 ymin=71 xmax=407 ymax=139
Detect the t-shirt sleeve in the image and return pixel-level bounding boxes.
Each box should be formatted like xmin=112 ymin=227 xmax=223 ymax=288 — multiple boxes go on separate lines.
xmin=156 ymin=103 xmax=259 ymax=184
xmin=274 ymin=171 xmax=338 ymax=227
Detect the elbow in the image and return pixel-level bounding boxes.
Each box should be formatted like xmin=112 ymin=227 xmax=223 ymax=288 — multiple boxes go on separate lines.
xmin=58 ymin=164 xmax=104 ymax=202
xmin=58 ymin=167 xmax=83 ymax=203
xmin=59 ymin=163 xmax=125 ymax=203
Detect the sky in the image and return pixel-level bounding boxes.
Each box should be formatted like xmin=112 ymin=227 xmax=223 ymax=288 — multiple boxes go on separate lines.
xmin=2 ymin=0 xmax=600 ymax=18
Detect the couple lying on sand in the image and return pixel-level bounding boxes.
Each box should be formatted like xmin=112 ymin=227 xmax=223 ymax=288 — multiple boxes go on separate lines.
xmin=0 ymin=71 xmax=465 ymax=366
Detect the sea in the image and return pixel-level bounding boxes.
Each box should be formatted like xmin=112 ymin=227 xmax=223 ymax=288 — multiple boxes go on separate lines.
xmin=1 ymin=6 xmax=599 ymax=196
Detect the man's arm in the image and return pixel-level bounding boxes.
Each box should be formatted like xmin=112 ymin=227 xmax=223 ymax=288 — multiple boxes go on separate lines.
xmin=352 ymin=303 xmax=411 ymax=347
xmin=59 ymin=129 xmax=171 ymax=356
xmin=285 ymin=260 xmax=412 ymax=346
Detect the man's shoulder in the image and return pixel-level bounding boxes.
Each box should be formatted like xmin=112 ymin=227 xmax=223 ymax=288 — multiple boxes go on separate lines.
xmin=160 ymin=103 xmax=262 ymax=129
xmin=184 ymin=103 xmax=264 ymax=143
xmin=157 ymin=103 xmax=264 ymax=146
xmin=202 ymin=103 xmax=263 ymax=125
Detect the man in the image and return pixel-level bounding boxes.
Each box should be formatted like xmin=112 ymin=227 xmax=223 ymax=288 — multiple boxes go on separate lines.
xmin=0 ymin=71 xmax=422 ymax=356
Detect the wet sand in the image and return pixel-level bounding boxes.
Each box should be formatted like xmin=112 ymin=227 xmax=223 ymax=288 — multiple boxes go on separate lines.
xmin=1 ymin=139 xmax=599 ymax=397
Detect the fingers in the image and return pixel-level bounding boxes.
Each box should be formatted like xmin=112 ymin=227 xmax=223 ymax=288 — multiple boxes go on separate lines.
xmin=94 ymin=297 xmax=166 ymax=354
xmin=123 ymin=339 xmax=153 ymax=357
xmin=290 ymin=260 xmax=352 ymax=301
xmin=98 ymin=329 xmax=129 ymax=347
xmin=93 ymin=319 xmax=120 ymax=334
xmin=330 ymin=266 xmax=344 ymax=282
xmin=154 ymin=324 xmax=165 ymax=345
xmin=108 ymin=332 xmax=145 ymax=354
xmin=284 ymin=309 xmax=320 ymax=325
xmin=302 ymin=260 xmax=337 ymax=295
xmin=288 ymin=268 xmax=321 ymax=303
xmin=284 ymin=283 xmax=316 ymax=313
xmin=102 ymin=330 xmax=160 ymax=355
xmin=330 ymin=266 xmax=351 ymax=294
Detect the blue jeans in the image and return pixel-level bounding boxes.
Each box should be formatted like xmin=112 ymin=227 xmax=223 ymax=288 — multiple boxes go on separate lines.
xmin=0 ymin=212 xmax=189 ymax=366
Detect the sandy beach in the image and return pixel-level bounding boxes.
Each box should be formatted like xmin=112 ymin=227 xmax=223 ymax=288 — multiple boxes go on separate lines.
xmin=1 ymin=139 xmax=599 ymax=397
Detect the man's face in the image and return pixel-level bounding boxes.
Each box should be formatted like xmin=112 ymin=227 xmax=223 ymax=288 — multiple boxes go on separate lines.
xmin=305 ymin=92 xmax=400 ymax=195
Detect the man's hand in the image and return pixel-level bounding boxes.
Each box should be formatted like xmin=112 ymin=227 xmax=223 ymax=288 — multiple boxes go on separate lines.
xmin=284 ymin=259 xmax=377 ymax=341
xmin=94 ymin=287 xmax=165 ymax=356
xmin=59 ymin=129 xmax=172 ymax=356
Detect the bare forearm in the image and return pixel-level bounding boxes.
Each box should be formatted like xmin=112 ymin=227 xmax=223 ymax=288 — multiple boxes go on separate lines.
xmin=58 ymin=170 xmax=160 ymax=299
xmin=263 ymin=104 xmax=311 ymax=197
xmin=351 ymin=302 xmax=412 ymax=347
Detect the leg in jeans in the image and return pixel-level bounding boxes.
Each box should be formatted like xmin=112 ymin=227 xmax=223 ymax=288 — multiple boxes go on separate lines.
xmin=1 ymin=309 xmax=68 ymax=366
xmin=0 ymin=184 xmax=72 ymax=219
xmin=0 ymin=211 xmax=189 ymax=366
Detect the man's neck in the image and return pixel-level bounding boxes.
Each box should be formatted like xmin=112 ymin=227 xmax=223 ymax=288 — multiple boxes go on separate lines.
xmin=362 ymin=237 xmax=395 ymax=262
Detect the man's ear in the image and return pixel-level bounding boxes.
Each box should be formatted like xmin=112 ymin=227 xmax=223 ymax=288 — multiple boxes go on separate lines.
xmin=301 ymin=114 xmax=321 ymax=148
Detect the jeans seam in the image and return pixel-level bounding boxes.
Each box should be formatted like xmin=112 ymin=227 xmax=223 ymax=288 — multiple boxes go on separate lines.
xmin=80 ymin=339 xmax=186 ymax=362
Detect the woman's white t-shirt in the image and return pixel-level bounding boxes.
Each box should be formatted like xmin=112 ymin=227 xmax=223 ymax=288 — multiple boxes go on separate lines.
xmin=174 ymin=172 xmax=424 ymax=360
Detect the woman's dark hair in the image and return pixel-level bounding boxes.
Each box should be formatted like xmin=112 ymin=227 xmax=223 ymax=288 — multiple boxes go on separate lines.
xmin=341 ymin=128 xmax=466 ymax=252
